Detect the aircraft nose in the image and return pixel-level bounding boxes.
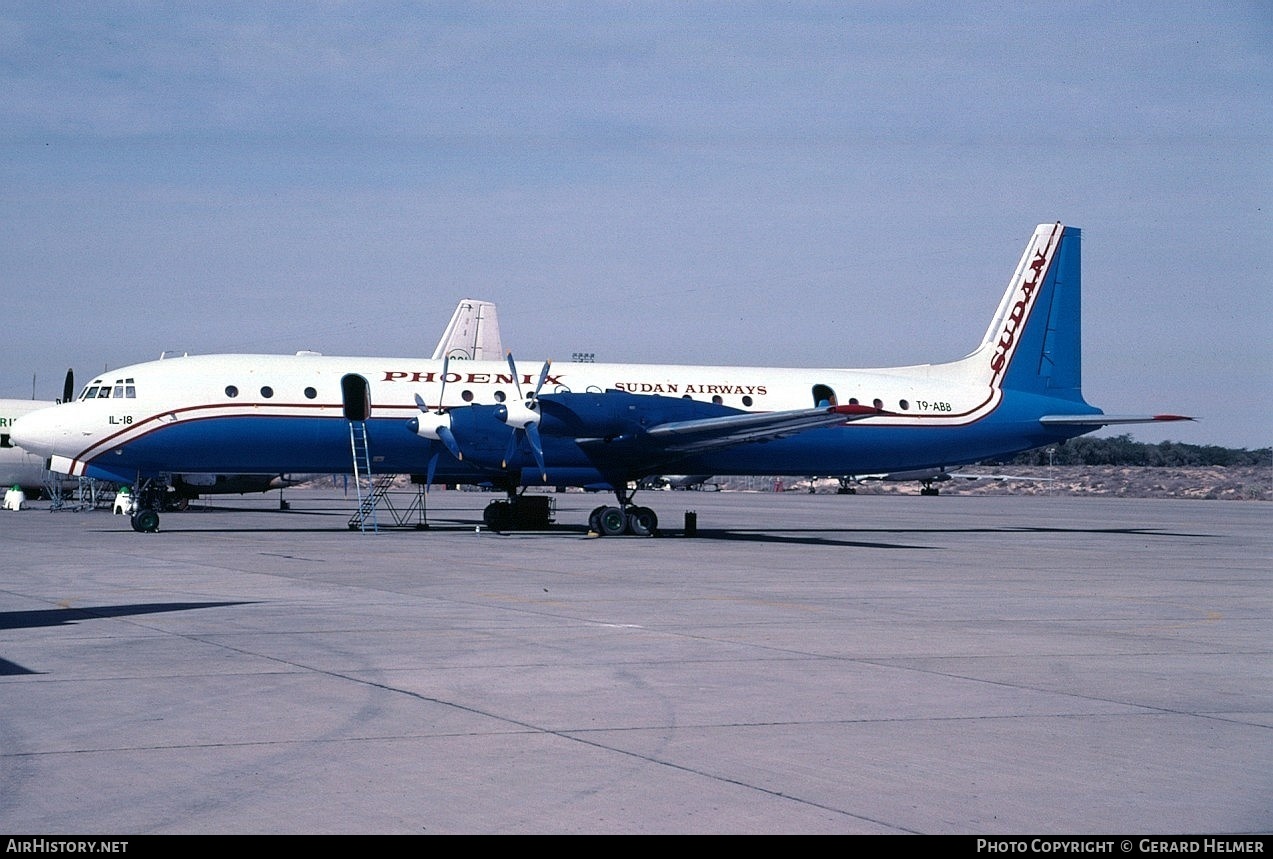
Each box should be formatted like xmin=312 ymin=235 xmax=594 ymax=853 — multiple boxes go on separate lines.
xmin=10 ymin=408 xmax=60 ymax=457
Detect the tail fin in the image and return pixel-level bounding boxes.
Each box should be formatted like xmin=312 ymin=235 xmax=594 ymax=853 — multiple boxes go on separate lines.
xmin=432 ymin=299 xmax=504 ymax=362
xmin=973 ymin=223 xmax=1085 ymax=402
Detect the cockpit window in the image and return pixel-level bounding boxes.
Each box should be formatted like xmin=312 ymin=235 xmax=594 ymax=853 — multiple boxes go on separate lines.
xmin=80 ymin=378 xmax=137 ymax=400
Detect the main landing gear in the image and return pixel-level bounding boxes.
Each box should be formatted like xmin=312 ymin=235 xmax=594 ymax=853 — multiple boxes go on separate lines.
xmin=481 ymin=483 xmax=660 ymax=536
xmin=588 ymin=504 xmax=658 ymax=537
xmin=586 ymin=481 xmax=659 ymax=537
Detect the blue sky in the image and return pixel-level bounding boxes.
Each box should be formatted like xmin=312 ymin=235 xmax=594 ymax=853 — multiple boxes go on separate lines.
xmin=2 ymin=2 xmax=1269 ymax=448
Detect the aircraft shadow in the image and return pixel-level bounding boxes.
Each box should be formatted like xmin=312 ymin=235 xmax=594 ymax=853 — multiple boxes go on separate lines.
xmin=0 ymin=601 xmax=253 ymax=675
xmin=672 ymin=525 xmax=1213 ymax=545
xmin=72 ymin=519 xmax=1216 ymax=545
xmin=0 ymin=601 xmax=252 ymax=631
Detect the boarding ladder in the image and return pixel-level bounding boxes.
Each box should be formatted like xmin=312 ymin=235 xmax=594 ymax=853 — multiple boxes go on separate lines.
xmin=348 ymin=421 xmax=379 ymax=533
xmin=346 ymin=474 xmax=428 ymax=530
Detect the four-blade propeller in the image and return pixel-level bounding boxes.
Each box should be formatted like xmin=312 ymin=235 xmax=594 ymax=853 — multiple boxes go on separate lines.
xmin=407 ymin=355 xmax=464 ymax=488
xmin=408 ymin=352 xmax=552 ymax=486
xmin=496 ymin=352 xmax=551 ymax=480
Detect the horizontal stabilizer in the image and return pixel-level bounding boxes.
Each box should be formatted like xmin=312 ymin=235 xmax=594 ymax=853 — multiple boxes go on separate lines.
xmin=1040 ymin=414 xmax=1195 ymax=427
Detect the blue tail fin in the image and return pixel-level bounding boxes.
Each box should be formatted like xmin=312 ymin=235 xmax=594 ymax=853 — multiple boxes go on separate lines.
xmin=979 ymin=223 xmax=1086 ymax=403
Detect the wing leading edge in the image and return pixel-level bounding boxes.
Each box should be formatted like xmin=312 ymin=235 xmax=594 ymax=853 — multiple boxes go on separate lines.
xmin=628 ymin=403 xmax=880 ymax=455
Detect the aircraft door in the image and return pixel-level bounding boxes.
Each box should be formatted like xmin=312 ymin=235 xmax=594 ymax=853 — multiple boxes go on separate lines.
xmin=341 ymin=374 xmax=372 ymax=421
xmin=812 ymin=384 xmax=838 ymax=407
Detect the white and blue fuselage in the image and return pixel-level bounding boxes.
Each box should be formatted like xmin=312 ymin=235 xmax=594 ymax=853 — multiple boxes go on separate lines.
xmin=11 ymin=224 xmax=1186 ymax=499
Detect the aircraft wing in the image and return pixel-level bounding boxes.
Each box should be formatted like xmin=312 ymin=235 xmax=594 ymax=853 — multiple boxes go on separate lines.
xmin=442 ymin=391 xmax=882 ymax=479
xmin=636 ymin=403 xmax=879 ymax=455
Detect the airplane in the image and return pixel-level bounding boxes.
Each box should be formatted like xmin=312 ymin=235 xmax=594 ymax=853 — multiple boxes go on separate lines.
xmin=431 ymin=299 xmax=503 ymax=362
xmin=2 ymin=398 xmax=61 ymax=496
xmin=639 ymin=474 xmax=717 ymax=491
xmin=11 ymin=223 xmax=1192 ymax=535
xmin=838 ymin=467 xmax=1054 ymax=495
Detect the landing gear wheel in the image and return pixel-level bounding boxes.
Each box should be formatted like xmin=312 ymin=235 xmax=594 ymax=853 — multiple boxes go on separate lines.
xmin=588 ymin=505 xmax=608 ymax=533
xmin=483 ymin=501 xmax=514 ymax=531
xmin=130 ymin=508 xmax=160 ymax=533
xmin=597 ymin=506 xmax=627 ymax=536
xmin=627 ymin=506 xmax=658 ymax=537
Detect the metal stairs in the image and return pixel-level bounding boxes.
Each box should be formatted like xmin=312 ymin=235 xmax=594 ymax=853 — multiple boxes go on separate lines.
xmin=348 ymin=421 xmax=379 ymax=532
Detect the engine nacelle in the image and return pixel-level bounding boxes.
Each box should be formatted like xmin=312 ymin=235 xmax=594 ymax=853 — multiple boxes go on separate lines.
xmin=497 ymin=398 xmax=540 ymax=430
xmin=409 ymin=410 xmax=453 ymax=442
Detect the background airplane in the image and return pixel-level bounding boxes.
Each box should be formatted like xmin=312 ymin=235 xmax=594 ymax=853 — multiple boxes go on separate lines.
xmin=432 ymin=299 xmax=503 ymax=362
xmin=638 ymin=475 xmax=717 ymax=491
xmin=839 ymin=467 xmax=1055 ymax=496
xmin=0 ymin=369 xmax=77 ymax=497
xmin=1 ymin=398 xmax=60 ymax=496
xmin=12 ymin=224 xmax=1192 ymax=534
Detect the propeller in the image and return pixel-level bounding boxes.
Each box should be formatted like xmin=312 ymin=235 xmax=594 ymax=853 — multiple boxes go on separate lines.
xmin=407 ymin=352 xmax=553 ymax=484
xmin=407 ymin=355 xmax=463 ymax=489
xmin=61 ymin=368 xmax=74 ymax=404
xmin=496 ymin=352 xmax=551 ymax=481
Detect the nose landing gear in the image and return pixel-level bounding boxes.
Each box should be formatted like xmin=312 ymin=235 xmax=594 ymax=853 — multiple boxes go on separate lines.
xmin=127 ymin=477 xmax=168 ymax=532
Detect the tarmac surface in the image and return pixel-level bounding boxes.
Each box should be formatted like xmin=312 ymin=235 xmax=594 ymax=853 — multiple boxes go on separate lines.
xmin=0 ymin=487 xmax=1269 ymax=835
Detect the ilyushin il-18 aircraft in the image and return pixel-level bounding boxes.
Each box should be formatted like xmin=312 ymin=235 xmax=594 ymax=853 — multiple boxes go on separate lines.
xmin=12 ymin=224 xmax=1191 ymax=535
